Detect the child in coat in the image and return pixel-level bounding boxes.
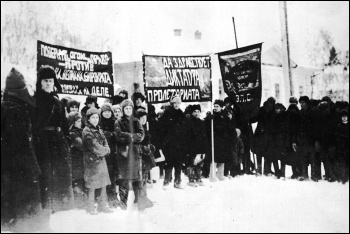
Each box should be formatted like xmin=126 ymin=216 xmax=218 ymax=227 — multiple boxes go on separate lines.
xmin=82 ymin=107 xmax=112 ymax=214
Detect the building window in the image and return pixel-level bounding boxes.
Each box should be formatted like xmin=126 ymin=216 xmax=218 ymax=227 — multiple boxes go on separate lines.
xmin=195 ymin=30 xmax=201 ymax=40
xmin=299 ymin=86 xmax=303 ymax=97
xmin=174 ymin=29 xmax=182 ymax=37
xmin=275 ymin=84 xmax=280 ymax=101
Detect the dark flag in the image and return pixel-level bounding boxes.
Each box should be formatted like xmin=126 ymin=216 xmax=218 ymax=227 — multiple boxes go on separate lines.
xmin=218 ymin=43 xmax=262 ymax=119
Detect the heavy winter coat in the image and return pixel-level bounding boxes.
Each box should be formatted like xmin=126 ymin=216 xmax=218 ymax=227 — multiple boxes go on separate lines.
xmin=140 ymin=125 xmax=156 ymax=171
xmin=69 ymin=127 xmax=84 ymax=181
xmin=212 ymin=111 xmax=231 ymax=163
xmin=187 ymin=116 xmax=209 ymax=156
xmin=266 ymin=111 xmax=289 ymax=162
xmin=99 ymin=116 xmax=117 ymax=167
xmin=285 ymin=105 xmax=302 ymax=166
xmin=115 ymin=116 xmax=145 ymax=181
xmin=335 ymin=122 xmax=349 ymax=151
xmin=82 ymin=123 xmax=111 ymax=189
xmin=251 ymin=106 xmax=272 ymax=155
xmin=34 ymin=90 xmax=74 ymax=212
xmin=158 ymin=107 xmax=188 ymax=163
xmin=1 ymin=95 xmax=42 ymax=225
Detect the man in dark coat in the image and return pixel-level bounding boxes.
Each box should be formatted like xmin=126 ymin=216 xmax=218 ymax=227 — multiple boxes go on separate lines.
xmin=250 ymin=97 xmax=276 ymax=176
xmin=295 ymin=96 xmax=318 ymax=181
xmin=34 ymin=66 xmax=74 ymax=213
xmin=1 ymin=68 xmax=43 ymax=232
xmin=266 ymin=103 xmax=289 ymax=179
xmin=158 ymin=96 xmax=188 ymax=189
xmin=209 ymin=100 xmax=231 ymax=181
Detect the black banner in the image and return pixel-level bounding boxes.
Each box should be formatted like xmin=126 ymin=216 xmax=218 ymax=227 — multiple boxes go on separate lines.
xmin=218 ymin=43 xmax=262 ymax=119
xmin=37 ymin=40 xmax=113 ymax=98
xmin=143 ymin=55 xmax=212 ymax=104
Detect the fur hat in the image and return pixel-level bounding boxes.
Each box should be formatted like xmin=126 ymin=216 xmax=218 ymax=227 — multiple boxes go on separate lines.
xmin=275 ymin=103 xmax=286 ymax=111
xmin=287 ymin=104 xmax=299 ymax=112
xmin=67 ymin=99 xmax=80 ymax=111
xmin=4 ymin=68 xmax=36 ymax=107
xmin=112 ymin=104 xmax=122 ymax=113
xmin=67 ymin=112 xmax=82 ymax=129
xmin=84 ymin=95 xmax=99 ymax=108
xmin=318 ymin=101 xmax=329 ymax=111
xmin=340 ymin=109 xmax=348 ymax=117
xmin=170 ymin=96 xmax=182 ymax=104
xmin=299 ymin=96 xmax=310 ymax=104
xmin=132 ymin=92 xmax=146 ymax=103
xmin=119 ymin=89 xmax=129 ymax=99
xmin=192 ymin=104 xmax=201 ymax=113
xmin=121 ymin=99 xmax=134 ymax=111
xmin=267 ymin=97 xmax=276 ymax=104
xmin=289 ymin=96 xmax=298 ymax=104
xmin=321 ymin=96 xmax=332 ymax=103
xmin=86 ymin=107 xmax=100 ymax=119
xmin=214 ymin=99 xmax=224 ymax=108
xmin=136 ymin=109 xmax=148 ymax=118
xmin=112 ymin=95 xmax=124 ymax=105
xmin=101 ymin=103 xmax=113 ymax=113
xmin=36 ymin=65 xmax=62 ymax=93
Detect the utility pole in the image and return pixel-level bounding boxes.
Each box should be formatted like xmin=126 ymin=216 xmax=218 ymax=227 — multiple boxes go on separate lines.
xmin=279 ymin=1 xmax=293 ymax=104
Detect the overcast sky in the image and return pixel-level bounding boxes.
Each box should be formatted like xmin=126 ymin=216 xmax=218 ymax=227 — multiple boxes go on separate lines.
xmin=2 ymin=1 xmax=349 ymax=67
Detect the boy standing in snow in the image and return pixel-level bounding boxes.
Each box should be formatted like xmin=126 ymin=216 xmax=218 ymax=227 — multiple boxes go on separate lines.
xmin=186 ymin=104 xmax=208 ymax=187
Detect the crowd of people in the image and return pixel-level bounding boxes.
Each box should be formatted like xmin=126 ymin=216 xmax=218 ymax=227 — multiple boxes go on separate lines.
xmin=1 ymin=66 xmax=349 ymax=232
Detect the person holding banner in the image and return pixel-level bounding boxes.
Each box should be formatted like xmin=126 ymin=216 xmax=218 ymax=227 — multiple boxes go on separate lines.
xmin=34 ymin=65 xmax=74 ymax=215
xmin=159 ymin=96 xmax=188 ymax=190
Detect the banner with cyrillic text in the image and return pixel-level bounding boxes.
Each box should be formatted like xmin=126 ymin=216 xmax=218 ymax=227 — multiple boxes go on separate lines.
xmin=37 ymin=40 xmax=113 ymax=98
xmin=218 ymin=43 xmax=262 ymax=119
xmin=143 ymin=55 xmax=212 ymax=104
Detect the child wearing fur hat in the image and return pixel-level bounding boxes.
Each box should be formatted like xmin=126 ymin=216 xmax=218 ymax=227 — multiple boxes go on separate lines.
xmin=81 ymin=95 xmax=100 ymax=126
xmin=82 ymin=107 xmax=112 ymax=214
xmin=112 ymin=104 xmax=123 ymax=120
xmin=99 ymin=103 xmax=119 ymax=207
xmin=114 ymin=99 xmax=146 ymax=210
xmin=67 ymin=112 xmax=86 ymax=208
xmin=186 ymin=104 xmax=208 ymax=187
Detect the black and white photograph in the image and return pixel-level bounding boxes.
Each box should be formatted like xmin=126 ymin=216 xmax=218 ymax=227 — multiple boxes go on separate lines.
xmin=1 ymin=1 xmax=349 ymax=233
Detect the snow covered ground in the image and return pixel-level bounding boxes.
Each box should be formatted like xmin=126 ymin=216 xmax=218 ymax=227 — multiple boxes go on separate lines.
xmin=47 ymin=167 xmax=349 ymax=233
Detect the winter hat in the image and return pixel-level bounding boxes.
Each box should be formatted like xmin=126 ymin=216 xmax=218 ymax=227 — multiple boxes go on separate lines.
xmin=340 ymin=109 xmax=348 ymax=117
xmin=318 ymin=101 xmax=329 ymax=111
xmin=266 ymin=97 xmax=276 ymax=104
xmin=289 ymin=96 xmax=298 ymax=104
xmin=132 ymin=92 xmax=146 ymax=103
xmin=4 ymin=68 xmax=36 ymax=107
xmin=310 ymin=99 xmax=321 ymax=108
xmin=287 ymin=104 xmax=299 ymax=112
xmin=67 ymin=99 xmax=80 ymax=113
xmin=86 ymin=107 xmax=100 ymax=120
xmin=61 ymin=96 xmax=72 ymax=107
xmin=299 ymin=96 xmax=310 ymax=104
xmin=121 ymin=99 xmax=134 ymax=111
xmin=136 ymin=109 xmax=148 ymax=118
xmin=67 ymin=112 xmax=82 ymax=129
xmin=321 ymin=96 xmax=332 ymax=103
xmin=101 ymin=103 xmax=113 ymax=113
xmin=119 ymin=89 xmax=129 ymax=99
xmin=170 ymin=96 xmax=182 ymax=104
xmin=236 ymin=128 xmax=241 ymax=137
xmin=112 ymin=104 xmax=122 ymax=113
xmin=84 ymin=95 xmax=98 ymax=106
xmin=37 ymin=65 xmax=62 ymax=93
xmin=112 ymin=95 xmax=124 ymax=105
xmin=192 ymin=104 xmax=201 ymax=113
xmin=214 ymin=99 xmax=224 ymax=108
xmin=275 ymin=103 xmax=286 ymax=111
